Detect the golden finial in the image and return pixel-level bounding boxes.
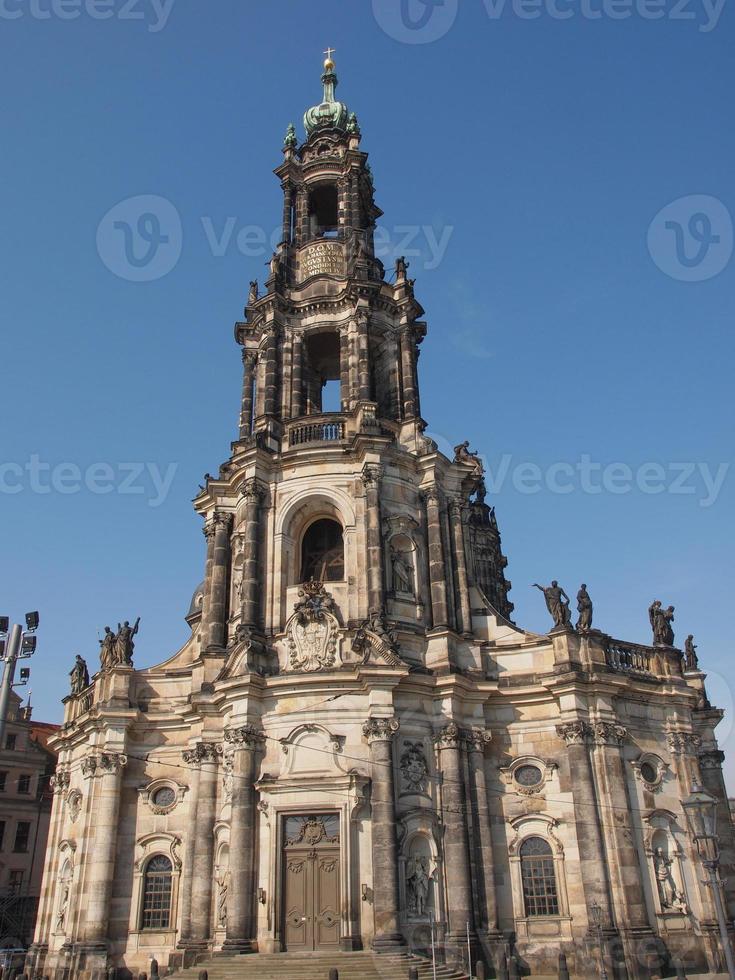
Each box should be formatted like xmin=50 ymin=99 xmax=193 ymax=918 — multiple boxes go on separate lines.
xmin=324 ymin=46 xmax=336 ymax=71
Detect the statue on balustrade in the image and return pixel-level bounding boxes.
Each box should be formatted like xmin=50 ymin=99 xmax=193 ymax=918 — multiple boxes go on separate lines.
xmin=98 ymin=626 xmax=117 ymax=671
xmin=248 ymin=280 xmax=259 ymax=306
xmin=684 ymin=634 xmax=699 ymax=671
xmin=576 ymin=584 xmax=593 ymax=631
xmin=69 ymin=655 xmax=89 ymax=695
xmin=115 ymin=618 xmax=140 ymax=666
xmin=650 ymin=601 xmax=675 ymax=646
xmin=534 ymin=581 xmax=572 ymax=629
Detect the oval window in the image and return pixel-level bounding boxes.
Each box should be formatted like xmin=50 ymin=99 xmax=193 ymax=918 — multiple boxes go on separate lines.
xmin=515 ymin=765 xmax=543 ymax=787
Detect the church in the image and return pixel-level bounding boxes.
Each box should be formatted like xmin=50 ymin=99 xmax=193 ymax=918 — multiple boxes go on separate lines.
xmin=28 ymin=56 xmax=735 ymax=980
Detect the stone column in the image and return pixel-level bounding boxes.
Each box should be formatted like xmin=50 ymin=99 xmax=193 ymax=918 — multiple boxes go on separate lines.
xmin=206 ymin=512 xmax=233 ymax=652
xmin=698 ymin=748 xmax=735 ymax=919
xmin=177 ymin=754 xmax=202 ymax=944
xmin=339 ymin=327 xmax=349 ymax=411
xmin=199 ymin=517 xmax=217 ymax=650
xmin=223 ymin=725 xmax=264 ymax=953
xmin=556 ymin=723 xmax=615 ymax=927
xmin=449 ymin=498 xmax=473 ymax=636
xmin=356 ymin=314 xmax=371 ymax=402
xmin=399 ymin=327 xmax=417 ymax=420
xmin=434 ymin=725 xmax=475 ymax=945
xmin=81 ymin=752 xmax=127 ymax=949
xmin=184 ymin=742 xmax=219 ymax=944
xmin=239 ymin=350 xmax=257 ymax=439
xmin=422 ymin=488 xmax=449 ymax=629
xmin=291 ymin=332 xmax=303 ymax=419
xmin=239 ymin=481 xmax=265 ymax=628
xmin=362 ymin=465 xmax=384 ymax=615
xmin=294 ymin=186 xmax=309 ymax=247
xmin=281 ymin=183 xmax=293 ymax=245
xmin=592 ymin=722 xmax=651 ymax=933
xmin=363 ymin=719 xmax=404 ymax=950
xmin=262 ymin=327 xmax=279 ymax=418
xmin=464 ymin=728 xmax=498 ymax=935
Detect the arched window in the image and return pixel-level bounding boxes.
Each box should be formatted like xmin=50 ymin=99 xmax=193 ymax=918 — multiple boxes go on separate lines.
xmin=300 ymin=519 xmax=344 ymax=583
xmin=520 ymin=837 xmax=559 ymax=917
xmin=308 ymin=184 xmax=339 ymax=238
xmin=141 ymin=855 xmax=173 ymax=930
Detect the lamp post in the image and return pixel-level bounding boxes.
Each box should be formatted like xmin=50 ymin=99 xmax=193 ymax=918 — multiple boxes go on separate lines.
xmin=682 ymin=784 xmax=735 ymax=980
xmin=0 ymin=613 xmax=39 ymax=747
xmin=589 ymin=900 xmax=609 ymax=980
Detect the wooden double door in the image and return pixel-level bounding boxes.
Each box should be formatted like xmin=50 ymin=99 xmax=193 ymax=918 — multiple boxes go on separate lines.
xmin=282 ymin=813 xmax=341 ymax=951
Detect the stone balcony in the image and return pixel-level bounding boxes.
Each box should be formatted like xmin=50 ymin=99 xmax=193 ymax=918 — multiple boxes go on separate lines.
xmin=283 ymin=403 xmax=381 ymax=450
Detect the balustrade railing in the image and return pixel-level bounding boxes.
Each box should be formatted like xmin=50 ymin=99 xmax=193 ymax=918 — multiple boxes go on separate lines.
xmin=286 ymin=416 xmax=346 ymax=447
xmin=605 ymin=638 xmax=654 ymax=674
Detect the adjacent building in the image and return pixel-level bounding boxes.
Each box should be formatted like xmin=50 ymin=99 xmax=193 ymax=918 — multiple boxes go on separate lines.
xmin=0 ymin=692 xmax=58 ymax=948
xmin=28 ymin=57 xmax=735 ymax=980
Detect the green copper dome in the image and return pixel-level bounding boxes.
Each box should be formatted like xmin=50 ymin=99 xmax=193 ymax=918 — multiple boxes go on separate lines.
xmin=304 ymin=55 xmax=350 ymax=138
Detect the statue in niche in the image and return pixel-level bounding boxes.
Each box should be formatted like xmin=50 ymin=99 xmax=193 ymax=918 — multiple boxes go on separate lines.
xmin=55 ymin=881 xmax=70 ymax=933
xmin=684 ymin=634 xmax=699 ymax=671
xmin=533 ymin=581 xmax=572 ymax=629
xmin=391 ymin=546 xmax=415 ymax=596
xmin=653 ymin=847 xmax=687 ymax=912
xmin=576 ymin=584 xmax=593 ymax=631
xmin=216 ymin=872 xmax=229 ymax=927
xmin=407 ymin=856 xmax=431 ymax=917
xmin=69 ymin=655 xmax=89 ymax=695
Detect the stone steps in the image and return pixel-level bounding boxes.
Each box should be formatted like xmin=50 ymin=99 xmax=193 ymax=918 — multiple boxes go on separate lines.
xmin=171 ymin=951 xmax=469 ymax=980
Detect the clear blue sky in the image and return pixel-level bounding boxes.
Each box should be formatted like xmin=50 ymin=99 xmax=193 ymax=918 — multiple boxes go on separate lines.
xmin=2 ymin=2 xmax=733 ymax=780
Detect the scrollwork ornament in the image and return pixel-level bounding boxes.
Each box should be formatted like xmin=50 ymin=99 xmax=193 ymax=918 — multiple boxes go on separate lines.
xmin=666 ymin=732 xmax=702 ymax=756
xmin=433 ymin=723 xmax=461 ymax=748
xmin=556 ymin=722 xmax=591 ymax=746
xmin=224 ymin=726 xmax=266 ymax=749
xmin=592 ymin=723 xmax=628 ymax=746
xmin=182 ymin=741 xmax=221 ymax=766
xmin=464 ymin=727 xmax=492 ymax=753
xmin=362 ymin=718 xmax=400 ymax=744
xmin=361 ymin=464 xmax=384 ymax=489
xmin=239 ymin=479 xmax=266 ymax=504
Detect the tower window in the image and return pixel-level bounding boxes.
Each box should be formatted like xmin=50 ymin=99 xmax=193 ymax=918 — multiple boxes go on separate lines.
xmin=520 ymin=837 xmax=559 ymax=917
xmin=141 ymin=854 xmax=173 ymax=930
xmin=308 ymin=184 xmax=339 ymax=238
xmin=304 ymin=332 xmax=342 ymax=415
xmin=300 ymin=519 xmax=344 ymax=583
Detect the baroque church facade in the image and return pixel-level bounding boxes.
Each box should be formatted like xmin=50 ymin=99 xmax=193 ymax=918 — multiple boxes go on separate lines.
xmin=29 ymin=58 xmax=734 ymax=979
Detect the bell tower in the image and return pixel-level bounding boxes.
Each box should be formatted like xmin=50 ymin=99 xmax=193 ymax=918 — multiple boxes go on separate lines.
xmin=194 ymin=52 xmax=512 ymax=673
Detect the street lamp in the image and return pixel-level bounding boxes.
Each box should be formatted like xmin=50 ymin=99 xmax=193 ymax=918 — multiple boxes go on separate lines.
xmin=682 ymin=784 xmax=735 ymax=980
xmin=589 ymin=900 xmax=609 ymax=980
xmin=0 ymin=614 xmax=39 ymax=747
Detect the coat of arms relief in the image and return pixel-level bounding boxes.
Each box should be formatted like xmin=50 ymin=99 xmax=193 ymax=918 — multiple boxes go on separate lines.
xmin=286 ymin=581 xmax=341 ymax=672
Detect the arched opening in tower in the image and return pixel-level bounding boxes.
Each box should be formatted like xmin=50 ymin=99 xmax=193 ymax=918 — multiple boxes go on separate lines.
xmin=308 ymin=183 xmax=339 ymax=238
xmin=304 ymin=331 xmax=342 ymax=414
xmin=300 ymin=518 xmax=344 ymax=583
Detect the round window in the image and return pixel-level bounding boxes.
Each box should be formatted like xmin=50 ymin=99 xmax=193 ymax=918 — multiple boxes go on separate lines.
xmin=152 ymin=786 xmax=176 ymax=808
xmin=640 ymin=762 xmax=658 ymax=785
xmin=515 ymin=765 xmax=543 ymax=788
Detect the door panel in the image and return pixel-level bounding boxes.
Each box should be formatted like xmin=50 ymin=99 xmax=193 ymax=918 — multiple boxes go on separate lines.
xmin=282 ymin=813 xmax=341 ymax=952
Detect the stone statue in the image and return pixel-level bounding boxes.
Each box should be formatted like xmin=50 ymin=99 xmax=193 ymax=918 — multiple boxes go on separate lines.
xmin=283 ymin=122 xmax=297 ymax=150
xmin=650 ymin=602 xmax=675 ymax=646
xmin=268 ymin=251 xmax=280 ymax=280
xmin=654 ymin=848 xmax=680 ymax=910
xmin=533 ymin=581 xmax=572 ymax=629
xmin=407 ymin=856 xmax=430 ymax=917
xmin=99 ymin=627 xmax=116 ymax=671
xmin=248 ymin=280 xmax=259 ymax=305
xmin=55 ymin=882 xmax=70 ymax=932
xmin=648 ymin=599 xmax=662 ymax=642
xmin=216 ymin=872 xmax=228 ymax=927
xmin=576 ymin=584 xmax=593 ymax=631
xmin=69 ymin=655 xmax=89 ymax=695
xmin=391 ymin=547 xmax=414 ymax=596
xmin=684 ymin=634 xmax=699 ymax=671
xmin=114 ymin=618 xmax=140 ymax=666
xmin=395 ymin=256 xmax=409 ymax=280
